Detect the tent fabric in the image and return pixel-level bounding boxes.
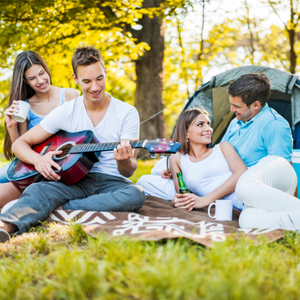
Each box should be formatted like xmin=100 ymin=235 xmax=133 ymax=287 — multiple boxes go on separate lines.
xmin=184 ymin=82 xmax=212 ymax=115
xmin=180 ymin=65 xmax=300 ymax=147
xmin=210 ymin=66 xmax=298 ymax=93
xmin=292 ymin=80 xmax=300 ymax=125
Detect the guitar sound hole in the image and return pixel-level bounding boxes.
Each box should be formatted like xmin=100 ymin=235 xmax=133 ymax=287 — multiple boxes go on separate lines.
xmin=54 ymin=142 xmax=76 ymax=160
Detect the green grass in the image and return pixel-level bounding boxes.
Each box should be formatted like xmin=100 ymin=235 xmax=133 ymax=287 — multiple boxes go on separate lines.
xmin=130 ymin=158 xmax=158 ymax=183
xmin=1 ymin=224 xmax=300 ymax=300
xmin=1 ymin=160 xmax=300 ymax=299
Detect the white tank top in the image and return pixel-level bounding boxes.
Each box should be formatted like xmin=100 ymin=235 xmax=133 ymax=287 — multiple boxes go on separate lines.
xmin=180 ymin=144 xmax=243 ymax=210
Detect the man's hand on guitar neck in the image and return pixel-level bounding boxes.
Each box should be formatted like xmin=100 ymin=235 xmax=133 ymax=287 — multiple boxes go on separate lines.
xmin=32 ymin=150 xmax=62 ymax=181
xmin=114 ymin=139 xmax=138 ymax=178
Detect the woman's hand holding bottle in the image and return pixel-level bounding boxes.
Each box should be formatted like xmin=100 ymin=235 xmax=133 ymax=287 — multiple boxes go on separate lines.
xmin=172 ymin=193 xmax=195 ymax=210
xmin=172 ymin=193 xmax=212 ymax=210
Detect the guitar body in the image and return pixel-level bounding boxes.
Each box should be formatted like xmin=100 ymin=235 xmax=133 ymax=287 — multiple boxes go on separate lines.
xmin=7 ymin=130 xmax=99 ymax=192
xmin=7 ymin=130 xmax=181 ymax=193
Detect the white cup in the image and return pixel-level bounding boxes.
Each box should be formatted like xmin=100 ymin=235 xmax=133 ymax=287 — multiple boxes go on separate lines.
xmin=12 ymin=101 xmax=30 ymax=123
xmin=208 ymin=200 xmax=233 ymax=221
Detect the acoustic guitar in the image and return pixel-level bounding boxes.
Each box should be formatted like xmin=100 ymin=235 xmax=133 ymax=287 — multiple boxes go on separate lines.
xmin=7 ymin=130 xmax=181 ymax=192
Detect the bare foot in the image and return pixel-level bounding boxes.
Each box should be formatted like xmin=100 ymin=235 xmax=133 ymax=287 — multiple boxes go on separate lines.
xmin=55 ymin=205 xmax=63 ymax=210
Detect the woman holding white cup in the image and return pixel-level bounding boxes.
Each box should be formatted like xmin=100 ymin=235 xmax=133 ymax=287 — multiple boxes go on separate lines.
xmin=0 ymin=50 xmax=79 ymax=208
xmin=170 ymin=107 xmax=247 ymax=212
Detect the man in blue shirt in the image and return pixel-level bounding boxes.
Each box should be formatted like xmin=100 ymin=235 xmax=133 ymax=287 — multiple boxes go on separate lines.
xmin=221 ymin=73 xmax=293 ymax=167
xmin=222 ymin=73 xmax=300 ymax=231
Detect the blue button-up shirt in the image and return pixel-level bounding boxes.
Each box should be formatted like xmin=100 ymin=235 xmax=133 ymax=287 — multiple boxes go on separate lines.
xmin=221 ymin=104 xmax=293 ymax=167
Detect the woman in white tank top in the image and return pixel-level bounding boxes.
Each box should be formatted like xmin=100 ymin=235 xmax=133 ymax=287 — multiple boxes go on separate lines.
xmin=170 ymin=107 xmax=247 ymax=211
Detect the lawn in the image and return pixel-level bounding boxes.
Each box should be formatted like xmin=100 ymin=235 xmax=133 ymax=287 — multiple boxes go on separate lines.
xmin=1 ymin=159 xmax=300 ymax=299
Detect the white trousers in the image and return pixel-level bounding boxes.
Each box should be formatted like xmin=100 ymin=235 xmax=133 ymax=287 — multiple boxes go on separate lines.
xmin=137 ymin=175 xmax=176 ymax=201
xmin=236 ymin=156 xmax=300 ymax=230
xmin=137 ymin=174 xmax=243 ymax=210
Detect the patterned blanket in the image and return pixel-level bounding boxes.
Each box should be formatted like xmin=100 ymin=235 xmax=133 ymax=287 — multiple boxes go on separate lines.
xmin=46 ymin=196 xmax=284 ymax=247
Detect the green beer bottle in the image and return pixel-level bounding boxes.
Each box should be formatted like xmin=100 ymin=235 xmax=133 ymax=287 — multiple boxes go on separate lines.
xmin=177 ymin=172 xmax=190 ymax=194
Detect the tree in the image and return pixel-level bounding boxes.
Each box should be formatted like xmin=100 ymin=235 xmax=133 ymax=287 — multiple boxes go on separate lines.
xmin=130 ymin=0 xmax=168 ymax=140
xmin=0 ymin=0 xmax=194 ymax=142
xmin=267 ymin=0 xmax=300 ymax=74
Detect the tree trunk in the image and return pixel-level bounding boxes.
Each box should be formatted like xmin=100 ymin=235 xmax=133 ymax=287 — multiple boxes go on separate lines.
xmin=195 ymin=0 xmax=205 ymax=87
xmin=245 ymin=0 xmax=255 ymax=64
xmin=289 ymin=29 xmax=296 ymax=74
xmin=289 ymin=0 xmax=296 ymax=74
xmin=268 ymin=0 xmax=298 ymax=74
xmin=134 ymin=0 xmax=168 ymax=140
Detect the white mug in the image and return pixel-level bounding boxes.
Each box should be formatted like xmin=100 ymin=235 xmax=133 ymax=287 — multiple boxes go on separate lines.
xmin=208 ymin=200 xmax=233 ymax=221
xmin=12 ymin=101 xmax=30 ymax=123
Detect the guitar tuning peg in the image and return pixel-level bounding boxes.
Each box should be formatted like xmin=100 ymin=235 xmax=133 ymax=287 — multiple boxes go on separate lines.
xmin=156 ymin=138 xmax=160 ymax=142
xmin=169 ymin=141 xmax=174 ymax=146
xmin=159 ymin=154 xmax=164 ymax=159
xmin=151 ymin=154 xmax=157 ymax=159
xmin=163 ymin=138 xmax=167 ymax=144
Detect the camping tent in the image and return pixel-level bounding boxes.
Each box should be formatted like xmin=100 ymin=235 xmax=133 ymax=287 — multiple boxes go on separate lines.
xmin=180 ymin=65 xmax=300 ymax=148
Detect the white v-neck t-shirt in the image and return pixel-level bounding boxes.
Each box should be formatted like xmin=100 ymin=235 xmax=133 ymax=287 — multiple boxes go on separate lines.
xmin=40 ymin=95 xmax=140 ymax=178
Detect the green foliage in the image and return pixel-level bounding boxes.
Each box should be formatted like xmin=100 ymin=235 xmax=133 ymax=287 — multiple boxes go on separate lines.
xmin=106 ymin=68 xmax=136 ymax=106
xmin=42 ymin=248 xmax=107 ymax=299
xmin=68 ymin=222 xmax=89 ymax=244
xmin=0 ymin=0 xmax=197 ymax=149
xmin=130 ymin=158 xmax=158 ymax=183
xmin=0 ymin=78 xmax=10 ymax=148
xmin=1 ymin=0 xmax=300 ymax=148
xmin=1 ymin=229 xmax=300 ymax=299
xmin=28 ymin=235 xmax=51 ymax=255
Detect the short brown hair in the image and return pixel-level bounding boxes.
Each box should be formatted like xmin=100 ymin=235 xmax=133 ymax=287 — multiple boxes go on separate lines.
xmin=173 ymin=107 xmax=210 ymax=154
xmin=228 ymin=73 xmax=270 ymax=107
xmin=72 ymin=46 xmax=105 ymax=77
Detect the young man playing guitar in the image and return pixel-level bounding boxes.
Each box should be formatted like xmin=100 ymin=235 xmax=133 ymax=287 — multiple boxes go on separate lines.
xmin=0 ymin=46 xmax=145 ymax=242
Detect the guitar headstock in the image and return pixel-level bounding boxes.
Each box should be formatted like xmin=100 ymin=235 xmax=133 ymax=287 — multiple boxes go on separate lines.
xmin=143 ymin=139 xmax=181 ymax=154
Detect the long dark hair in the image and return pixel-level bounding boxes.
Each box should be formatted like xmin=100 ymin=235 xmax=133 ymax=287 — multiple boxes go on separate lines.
xmin=4 ymin=51 xmax=52 ymax=160
xmin=173 ymin=107 xmax=210 ymax=154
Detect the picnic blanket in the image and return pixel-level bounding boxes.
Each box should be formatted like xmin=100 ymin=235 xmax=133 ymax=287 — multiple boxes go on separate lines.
xmin=46 ymin=196 xmax=284 ymax=247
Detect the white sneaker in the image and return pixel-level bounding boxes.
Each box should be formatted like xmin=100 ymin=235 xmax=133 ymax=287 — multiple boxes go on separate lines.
xmin=0 ymin=228 xmax=10 ymax=243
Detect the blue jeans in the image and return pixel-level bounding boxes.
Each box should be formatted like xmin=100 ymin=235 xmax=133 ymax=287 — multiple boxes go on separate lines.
xmin=0 ymin=172 xmax=145 ymax=233
xmin=0 ymin=163 xmax=10 ymax=183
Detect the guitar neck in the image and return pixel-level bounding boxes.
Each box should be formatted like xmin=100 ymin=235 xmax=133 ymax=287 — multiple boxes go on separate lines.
xmin=69 ymin=140 xmax=148 ymax=154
